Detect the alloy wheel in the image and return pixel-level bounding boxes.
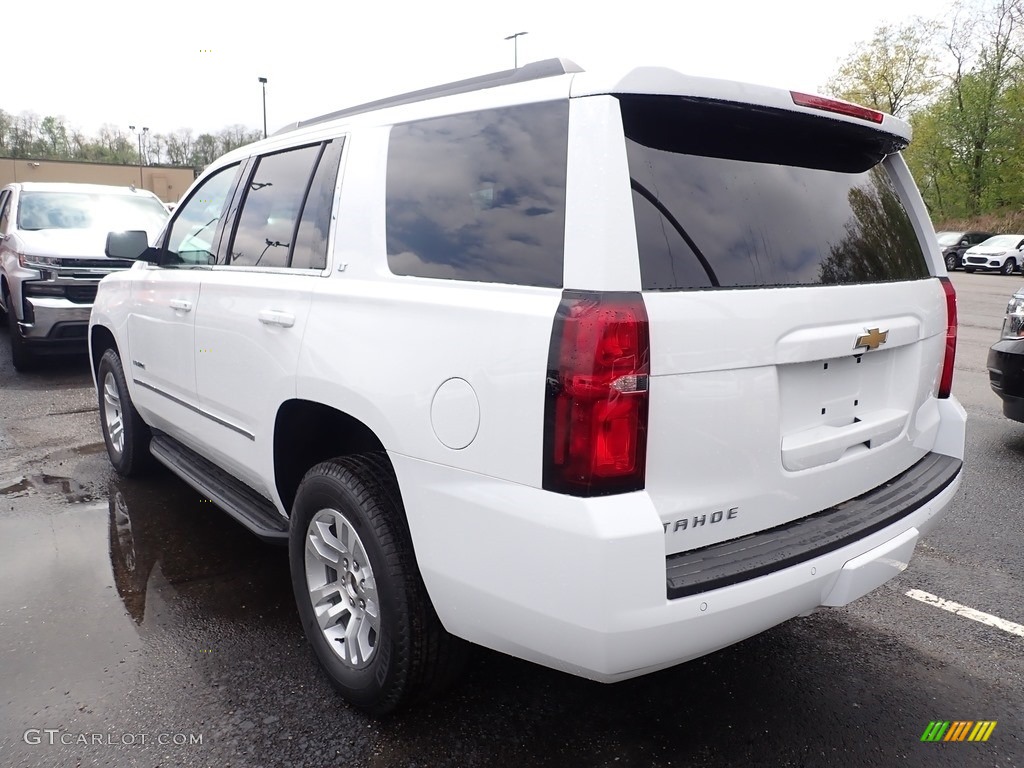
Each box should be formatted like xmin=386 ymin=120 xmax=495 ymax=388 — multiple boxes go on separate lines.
xmin=102 ymin=371 xmax=125 ymax=457
xmin=304 ymin=508 xmax=380 ymax=669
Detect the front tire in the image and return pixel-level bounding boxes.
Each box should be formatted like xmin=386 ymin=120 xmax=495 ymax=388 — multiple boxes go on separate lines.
xmin=5 ymin=290 xmax=35 ymax=372
xmin=1001 ymin=259 xmax=1016 ymax=276
xmin=964 ymin=267 xmax=976 ymax=274
xmin=97 ymin=348 xmax=153 ymax=476
xmin=945 ymin=253 xmax=958 ymax=271
xmin=290 ymin=455 xmax=464 ymax=716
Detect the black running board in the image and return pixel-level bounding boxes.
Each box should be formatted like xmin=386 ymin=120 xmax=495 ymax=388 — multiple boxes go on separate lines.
xmin=150 ymin=433 xmax=289 ymax=543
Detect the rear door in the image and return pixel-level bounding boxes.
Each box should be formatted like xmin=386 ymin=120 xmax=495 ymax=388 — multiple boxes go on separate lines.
xmin=615 ymin=95 xmax=950 ymax=556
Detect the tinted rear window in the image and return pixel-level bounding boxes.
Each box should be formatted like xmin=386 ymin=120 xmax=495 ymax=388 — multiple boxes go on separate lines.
xmin=385 ymin=101 xmax=568 ymax=288
xmin=621 ymin=95 xmax=930 ymax=290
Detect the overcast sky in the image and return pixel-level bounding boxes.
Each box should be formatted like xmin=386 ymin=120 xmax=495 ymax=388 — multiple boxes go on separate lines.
xmin=6 ymin=0 xmax=951 ymax=138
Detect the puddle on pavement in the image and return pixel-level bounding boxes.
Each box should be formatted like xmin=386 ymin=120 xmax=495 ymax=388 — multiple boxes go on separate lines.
xmin=72 ymin=441 xmax=107 ymax=455
xmin=103 ymin=474 xmax=291 ymax=625
xmin=1 ymin=467 xmax=293 ymax=739
xmin=1 ymin=468 xmax=291 ymax=626
xmin=0 ymin=473 xmax=95 ymax=503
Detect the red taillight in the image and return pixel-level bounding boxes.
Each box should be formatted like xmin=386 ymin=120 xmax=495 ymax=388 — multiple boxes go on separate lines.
xmin=543 ymin=292 xmax=650 ymax=496
xmin=938 ymin=276 xmax=957 ymax=399
xmin=790 ymin=91 xmax=885 ymax=124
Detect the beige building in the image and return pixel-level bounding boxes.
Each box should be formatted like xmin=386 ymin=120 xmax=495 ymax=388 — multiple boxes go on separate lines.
xmin=0 ymin=157 xmax=197 ymax=203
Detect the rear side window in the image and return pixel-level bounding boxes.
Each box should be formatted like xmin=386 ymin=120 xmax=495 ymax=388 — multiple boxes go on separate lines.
xmin=229 ymin=144 xmax=323 ymax=269
xmin=621 ymin=95 xmax=930 ymax=290
xmin=385 ymin=101 xmax=569 ymax=288
xmin=292 ymin=140 xmax=343 ymax=270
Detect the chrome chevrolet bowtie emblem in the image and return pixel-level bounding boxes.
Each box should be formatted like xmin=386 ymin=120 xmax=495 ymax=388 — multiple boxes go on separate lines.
xmin=855 ymin=328 xmax=888 ymax=351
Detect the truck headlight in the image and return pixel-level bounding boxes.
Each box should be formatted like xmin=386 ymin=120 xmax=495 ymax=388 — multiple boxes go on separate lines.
xmin=1001 ymin=295 xmax=1024 ymax=339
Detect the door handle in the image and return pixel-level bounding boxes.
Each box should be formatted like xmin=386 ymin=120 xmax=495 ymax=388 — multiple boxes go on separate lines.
xmin=169 ymin=299 xmax=193 ymax=312
xmin=258 ymin=309 xmax=295 ymax=328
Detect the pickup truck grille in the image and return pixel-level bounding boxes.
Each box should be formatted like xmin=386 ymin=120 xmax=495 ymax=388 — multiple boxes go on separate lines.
xmin=59 ymin=259 xmax=135 ymax=269
xmin=65 ymin=284 xmax=99 ymax=304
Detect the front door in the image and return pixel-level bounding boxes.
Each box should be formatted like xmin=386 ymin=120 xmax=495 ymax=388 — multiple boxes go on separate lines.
xmin=126 ymin=162 xmax=243 ymax=444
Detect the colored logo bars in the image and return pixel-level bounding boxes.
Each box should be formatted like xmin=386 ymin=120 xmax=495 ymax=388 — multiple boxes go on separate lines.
xmin=921 ymin=721 xmax=997 ymax=742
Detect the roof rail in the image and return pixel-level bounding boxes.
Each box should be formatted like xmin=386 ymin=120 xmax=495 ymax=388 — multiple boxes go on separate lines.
xmin=272 ymin=58 xmax=583 ymax=136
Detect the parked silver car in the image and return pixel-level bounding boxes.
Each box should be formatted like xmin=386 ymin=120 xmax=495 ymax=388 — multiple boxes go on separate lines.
xmin=0 ymin=182 xmax=168 ymax=370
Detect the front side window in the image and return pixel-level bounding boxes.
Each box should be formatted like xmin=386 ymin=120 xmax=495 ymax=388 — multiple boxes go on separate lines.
xmin=385 ymin=101 xmax=569 ymax=288
xmin=228 ymin=144 xmax=323 ymax=269
xmin=164 ymin=165 xmax=240 ymax=266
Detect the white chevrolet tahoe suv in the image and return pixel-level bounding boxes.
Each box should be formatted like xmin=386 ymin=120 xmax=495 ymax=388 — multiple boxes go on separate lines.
xmin=89 ymin=59 xmax=967 ymax=715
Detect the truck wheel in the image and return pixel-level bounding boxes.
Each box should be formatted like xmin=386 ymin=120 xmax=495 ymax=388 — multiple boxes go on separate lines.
xmin=97 ymin=348 xmax=153 ymax=476
xmin=290 ymin=454 xmax=464 ymax=715
xmin=5 ymin=290 xmax=36 ymax=372
xmin=1001 ymin=259 xmax=1016 ymax=275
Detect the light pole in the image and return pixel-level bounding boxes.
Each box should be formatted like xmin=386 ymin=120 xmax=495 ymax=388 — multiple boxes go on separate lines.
xmin=129 ymin=125 xmax=148 ymax=187
xmin=504 ymin=31 xmax=528 ymax=70
xmin=258 ymin=77 xmax=268 ymax=138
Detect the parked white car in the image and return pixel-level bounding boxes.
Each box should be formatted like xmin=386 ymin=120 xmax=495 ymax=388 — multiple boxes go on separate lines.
xmin=961 ymin=234 xmax=1024 ymax=274
xmin=88 ymin=59 xmax=966 ymax=714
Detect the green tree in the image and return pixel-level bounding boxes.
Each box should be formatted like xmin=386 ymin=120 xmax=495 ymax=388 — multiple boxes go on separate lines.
xmin=40 ymin=116 xmax=70 ymax=158
xmin=941 ymin=0 xmax=1022 ymax=214
xmin=827 ymin=18 xmax=942 ymax=117
xmin=189 ymin=133 xmax=219 ymax=168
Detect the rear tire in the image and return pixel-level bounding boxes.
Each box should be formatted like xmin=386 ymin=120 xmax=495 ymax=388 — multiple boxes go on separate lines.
xmin=97 ymin=348 xmax=153 ymax=476
xmin=1001 ymin=259 xmax=1016 ymax=276
xmin=5 ymin=289 xmax=35 ymax=372
xmin=289 ymin=454 xmax=465 ymax=716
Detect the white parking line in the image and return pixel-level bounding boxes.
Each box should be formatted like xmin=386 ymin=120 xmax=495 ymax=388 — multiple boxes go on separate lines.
xmin=905 ymin=589 xmax=1024 ymax=638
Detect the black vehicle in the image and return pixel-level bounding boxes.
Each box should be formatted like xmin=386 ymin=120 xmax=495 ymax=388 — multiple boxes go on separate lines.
xmin=937 ymin=230 xmax=994 ymax=271
xmin=987 ymin=288 xmax=1024 ymax=421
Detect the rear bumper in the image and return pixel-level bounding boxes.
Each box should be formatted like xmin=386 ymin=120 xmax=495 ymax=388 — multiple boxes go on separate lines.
xmin=665 ymin=452 xmax=960 ymax=599
xmin=393 ymin=402 xmax=965 ymax=682
xmin=987 ymin=339 xmax=1024 ymax=421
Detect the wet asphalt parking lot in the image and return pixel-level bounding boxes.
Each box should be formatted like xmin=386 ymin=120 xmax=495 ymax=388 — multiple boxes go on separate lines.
xmin=0 ymin=270 xmax=1022 ymax=768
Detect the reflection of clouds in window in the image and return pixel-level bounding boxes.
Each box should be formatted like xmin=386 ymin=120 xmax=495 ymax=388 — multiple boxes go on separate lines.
xmin=230 ymin=144 xmax=321 ymax=268
xmin=386 ymin=101 xmax=568 ymax=287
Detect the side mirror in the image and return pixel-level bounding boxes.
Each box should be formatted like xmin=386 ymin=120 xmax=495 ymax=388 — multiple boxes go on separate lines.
xmin=106 ymin=230 xmax=158 ymax=263
xmin=960 ymin=239 xmax=969 ymax=246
